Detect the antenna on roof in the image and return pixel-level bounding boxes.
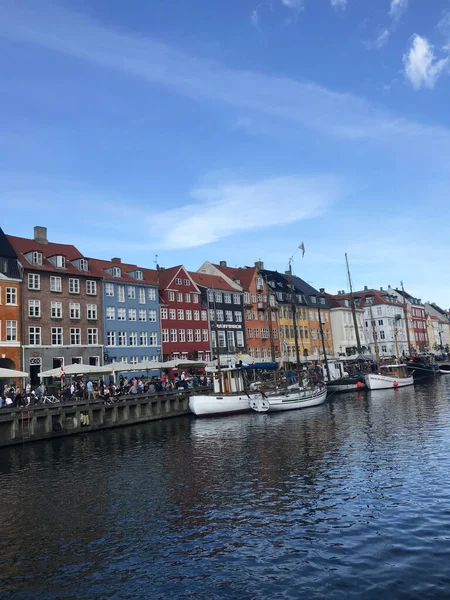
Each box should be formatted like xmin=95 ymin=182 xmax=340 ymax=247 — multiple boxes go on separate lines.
xmin=155 ymin=254 xmax=159 ymax=271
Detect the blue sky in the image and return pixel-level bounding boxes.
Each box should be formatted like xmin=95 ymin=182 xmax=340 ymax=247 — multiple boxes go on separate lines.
xmin=1 ymin=0 xmax=450 ymax=305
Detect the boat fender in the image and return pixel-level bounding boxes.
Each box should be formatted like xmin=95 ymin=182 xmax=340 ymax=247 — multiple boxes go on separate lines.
xmin=393 ymin=381 xmax=399 ymax=388
xmin=357 ymin=381 xmax=363 ymax=388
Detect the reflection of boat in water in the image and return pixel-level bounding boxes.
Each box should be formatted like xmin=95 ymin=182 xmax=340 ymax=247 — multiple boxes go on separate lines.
xmin=250 ymin=384 xmax=327 ymax=413
xmin=365 ymin=364 xmax=414 ymax=390
xmin=439 ymin=364 xmax=450 ymax=375
xmin=406 ymin=355 xmax=439 ymax=380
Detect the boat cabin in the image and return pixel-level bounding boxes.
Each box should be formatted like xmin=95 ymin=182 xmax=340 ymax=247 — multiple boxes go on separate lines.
xmin=211 ymin=367 xmax=246 ymax=395
xmin=379 ymin=364 xmax=408 ymax=378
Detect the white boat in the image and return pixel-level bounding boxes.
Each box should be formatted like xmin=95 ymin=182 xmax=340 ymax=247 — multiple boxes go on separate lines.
xmin=249 ymin=384 xmax=327 ymax=413
xmin=365 ymin=364 xmax=414 ymax=390
xmin=439 ymin=364 xmax=450 ymax=375
xmin=189 ymin=366 xmax=261 ymax=417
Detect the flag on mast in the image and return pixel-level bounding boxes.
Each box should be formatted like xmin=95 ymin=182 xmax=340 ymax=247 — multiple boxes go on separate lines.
xmin=300 ymin=242 xmax=306 ymax=258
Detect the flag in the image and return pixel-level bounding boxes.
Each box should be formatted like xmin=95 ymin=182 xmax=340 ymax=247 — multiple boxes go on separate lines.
xmin=300 ymin=242 xmax=306 ymax=258
xmin=60 ymin=360 xmax=65 ymax=382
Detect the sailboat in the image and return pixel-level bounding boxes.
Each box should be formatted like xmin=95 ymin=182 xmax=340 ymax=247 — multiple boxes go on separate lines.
xmin=364 ymin=305 xmax=414 ymax=390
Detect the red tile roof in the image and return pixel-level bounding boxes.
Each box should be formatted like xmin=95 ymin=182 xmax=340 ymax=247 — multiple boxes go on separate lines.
xmin=212 ymin=264 xmax=255 ymax=290
xmin=333 ymin=289 xmax=403 ymax=309
xmin=87 ymin=258 xmax=158 ymax=285
xmin=189 ymin=271 xmax=239 ymax=292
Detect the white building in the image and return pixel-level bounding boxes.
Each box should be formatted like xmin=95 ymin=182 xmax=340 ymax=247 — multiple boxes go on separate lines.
xmin=425 ymin=302 xmax=450 ymax=351
xmin=326 ymin=294 xmax=367 ymax=356
xmin=334 ymin=288 xmax=408 ymax=359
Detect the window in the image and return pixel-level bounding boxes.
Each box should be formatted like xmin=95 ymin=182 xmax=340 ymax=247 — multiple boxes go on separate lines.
xmin=162 ymin=329 xmax=169 ymax=343
xmin=105 ymin=283 xmax=114 ymax=296
xmin=309 ymin=311 xmax=315 ymax=321
xmin=178 ymin=309 xmax=184 ymax=320
xmin=6 ymin=287 xmax=17 ymax=305
xmin=107 ymin=331 xmax=116 ymax=346
xmin=117 ymin=308 xmax=126 ymax=321
xmin=179 ymin=329 xmax=186 ymax=342
xmin=224 ymin=293 xmax=232 ymax=304
xmin=177 ymin=293 xmax=183 ymax=302
xmin=112 ymin=266 xmax=121 ymax=277
xmin=148 ymin=288 xmax=156 ymax=301
xmin=139 ymin=288 xmax=146 ymax=304
xmin=28 ymin=299 xmax=40 ymax=317
xmin=183 ymin=293 xmax=190 ymax=303
xmin=225 ymin=310 xmax=233 ymax=322
xmin=168 ymin=291 xmax=175 ymax=301
xmin=208 ymin=290 xmax=214 ymax=302
xmin=86 ymin=280 xmax=97 ymax=295
xmin=216 ymin=310 xmax=224 ymax=322
xmin=256 ymin=277 xmax=263 ymax=290
xmin=6 ymin=320 xmax=17 ymax=341
xmin=187 ymin=329 xmax=193 ymax=342
xmin=202 ymin=329 xmax=209 ymax=342
xmin=254 ymin=328 xmax=259 ymax=338
xmin=170 ymin=329 xmax=177 ymax=342
xmin=140 ymin=332 xmax=148 ymax=346
xmin=201 ymin=311 xmax=207 ymax=321
xmin=209 ymin=309 xmax=215 ymax=321
xmin=169 ymin=309 xmax=176 ymax=320
xmin=118 ymin=285 xmax=125 ymax=302
xmin=139 ymin=309 xmax=147 ymax=322
xmin=87 ymin=328 xmax=98 ymax=345
xmin=54 ymin=255 xmax=65 ymax=268
xmin=236 ymin=331 xmax=244 ymax=347
xmin=79 ymin=258 xmax=88 ymax=271
xmin=184 ymin=279 xmax=190 ymax=286
xmin=378 ymin=319 xmax=384 ymax=326
xmin=69 ymin=278 xmax=80 ymax=294
xmin=233 ymin=294 xmax=241 ymax=305
xmin=244 ymin=292 xmax=250 ymax=304
xmin=310 ymin=296 xmax=317 ymax=304
xmin=320 ymin=297 xmax=326 ymax=305
xmin=194 ymin=310 xmax=200 ymax=321
xmin=29 ymin=326 xmax=41 ymax=345
xmin=377 ymin=307 xmax=382 ymax=316
xmin=32 ymin=251 xmax=42 ymax=265
xmin=128 ymin=309 xmax=137 ymax=321
xmin=87 ymin=304 xmax=97 ymax=320
xmin=234 ymin=312 xmax=242 ymax=323
xmin=251 ymin=294 xmax=257 ymax=303
xmin=215 ymin=292 xmax=223 ymax=303
xmin=51 ymin=327 xmax=63 ymax=345
xmin=70 ymin=303 xmax=81 ymax=319
xmin=128 ymin=286 xmax=136 ymax=299
xmin=28 ymin=273 xmax=40 ymax=290
xmin=118 ymin=332 xmax=127 ymax=346
xmin=218 ymin=331 xmax=226 ymax=348
xmin=247 ymin=328 xmax=253 ymax=339
xmin=51 ymin=301 xmax=62 ymax=318
xmin=148 ymin=309 xmax=157 ymax=322
xmin=49 ymin=276 xmax=61 ymax=292
xmin=129 ymin=332 xmax=137 ymax=346
xmin=130 ymin=356 xmax=139 ymax=365
xmin=135 ymin=270 xmax=143 ymax=281
xmin=161 ymin=307 xmax=168 ymax=319
xmin=380 ymin=330 xmax=386 ymax=340
xmin=195 ymin=329 xmax=201 ymax=342
xmin=185 ymin=310 xmax=192 ymax=320
xmin=106 ymin=306 xmax=115 ymax=320
xmin=193 ymin=294 xmax=199 ymax=303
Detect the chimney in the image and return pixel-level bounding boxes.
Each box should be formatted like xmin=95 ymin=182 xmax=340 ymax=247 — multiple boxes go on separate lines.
xmin=380 ymin=287 xmax=383 ymax=291
xmin=111 ymin=257 xmax=122 ymax=264
xmin=320 ymin=288 xmax=325 ymax=294
xmin=34 ymin=226 xmax=48 ymax=244
xmin=364 ymin=285 xmax=368 ymax=291
xmin=255 ymin=260 xmax=264 ymax=270
xmin=219 ymin=261 xmax=227 ymax=268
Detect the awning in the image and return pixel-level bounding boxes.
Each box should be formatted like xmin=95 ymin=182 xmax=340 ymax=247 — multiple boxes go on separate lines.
xmin=161 ymin=360 xmax=206 ymax=369
xmin=242 ymin=362 xmax=278 ymax=370
xmin=39 ymin=363 xmax=108 ymax=378
xmin=0 ymin=367 xmax=29 ymax=378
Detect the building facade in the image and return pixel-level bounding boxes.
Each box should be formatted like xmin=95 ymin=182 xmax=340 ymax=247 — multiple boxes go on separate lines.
xmin=325 ymin=293 xmax=367 ymax=356
xmin=89 ymin=258 xmax=161 ymax=370
xmin=424 ymin=302 xmax=450 ymax=351
xmin=190 ymin=270 xmax=246 ymax=359
xmin=387 ymin=286 xmax=428 ymax=353
xmin=8 ymin=227 xmax=104 ymax=384
xmin=158 ymin=266 xmax=211 ymax=362
xmin=0 ymin=228 xmax=22 ymax=372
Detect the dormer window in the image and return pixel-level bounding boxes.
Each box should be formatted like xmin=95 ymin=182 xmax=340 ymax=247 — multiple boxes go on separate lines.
xmin=32 ymin=251 xmax=42 ymax=265
xmin=135 ymin=270 xmax=143 ymax=280
xmin=55 ymin=255 xmax=65 ymax=268
xmin=79 ymin=258 xmax=88 ymax=271
xmin=310 ymin=295 xmax=317 ymax=304
xmin=112 ymin=267 xmax=121 ymax=277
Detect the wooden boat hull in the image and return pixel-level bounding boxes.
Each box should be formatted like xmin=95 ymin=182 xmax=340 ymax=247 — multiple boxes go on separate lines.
xmin=365 ymin=374 xmax=414 ymax=390
xmin=327 ymin=377 xmax=365 ymax=393
xmin=250 ymin=386 xmax=327 ymax=412
xmin=189 ymin=394 xmax=255 ymax=416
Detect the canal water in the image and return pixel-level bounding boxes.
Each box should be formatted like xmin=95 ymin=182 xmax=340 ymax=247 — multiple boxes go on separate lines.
xmin=2 ymin=379 xmax=450 ymax=599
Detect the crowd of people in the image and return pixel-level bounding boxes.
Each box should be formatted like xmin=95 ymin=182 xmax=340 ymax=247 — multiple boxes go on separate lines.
xmin=0 ymin=371 xmax=212 ymax=408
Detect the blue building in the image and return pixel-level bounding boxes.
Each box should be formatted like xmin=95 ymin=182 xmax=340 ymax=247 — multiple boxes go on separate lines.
xmin=90 ymin=258 xmax=161 ymax=373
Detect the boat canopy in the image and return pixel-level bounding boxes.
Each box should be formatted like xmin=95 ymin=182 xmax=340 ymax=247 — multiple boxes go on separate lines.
xmin=242 ymin=362 xmax=278 ymax=370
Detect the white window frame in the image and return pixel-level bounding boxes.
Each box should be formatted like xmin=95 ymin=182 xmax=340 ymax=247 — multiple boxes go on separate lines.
xmin=193 ymin=294 xmax=199 ymax=304
xmin=87 ymin=303 xmax=97 ymax=320
xmin=69 ymin=278 xmax=80 ymax=294
xmin=86 ymin=280 xmax=97 ymax=295
xmin=148 ymin=309 xmax=157 ymax=322
xmin=87 ymin=328 xmax=98 ymax=345
xmin=139 ymin=309 xmax=147 ymax=322
xmin=29 ymin=326 xmax=41 ymax=345
xmin=32 ymin=251 xmax=42 ymax=265
xmin=105 ymin=283 xmax=114 ymax=296
xmin=187 ymin=329 xmax=193 ymax=342
xmin=106 ymin=306 xmax=115 ymax=320
xmin=6 ymin=287 xmax=17 ymax=305
xmin=162 ymin=329 xmax=169 ymax=343
xmin=128 ymin=286 xmax=136 ymax=299
xmin=179 ymin=329 xmax=186 ymax=342
xmin=148 ymin=287 xmax=156 ymax=301
xmin=28 ymin=299 xmax=41 ymax=317
xmin=118 ymin=285 xmax=125 ymax=302
xmin=51 ymin=327 xmax=63 ymax=346
xmin=139 ymin=287 xmax=146 ymax=304
xmin=51 ymin=301 xmax=62 ymax=319
xmin=69 ymin=303 xmax=81 ymax=320
xmin=118 ymin=331 xmax=127 ymax=346
xmin=202 ymin=329 xmax=209 ymax=342
xmin=161 ymin=307 xmax=168 ymax=319
xmin=6 ymin=320 xmax=17 ymax=341
xmin=28 ymin=273 xmax=40 ymax=290
xmin=128 ymin=308 xmax=137 ymax=321
xmin=117 ymin=307 xmax=126 ymax=321
xmin=129 ymin=331 xmax=138 ymax=346
xmin=107 ymin=331 xmax=116 ymax=346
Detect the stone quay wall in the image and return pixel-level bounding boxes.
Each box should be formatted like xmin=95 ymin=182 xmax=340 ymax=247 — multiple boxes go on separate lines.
xmin=0 ymin=392 xmax=191 ymax=447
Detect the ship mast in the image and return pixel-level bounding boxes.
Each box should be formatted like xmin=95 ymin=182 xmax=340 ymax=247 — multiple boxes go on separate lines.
xmin=212 ymin=287 xmax=223 ymax=394
xmin=264 ymin=274 xmax=276 ymax=364
xmin=317 ymin=296 xmax=331 ymax=382
xmin=345 ymin=253 xmax=362 ymax=354
xmin=288 ymin=260 xmax=302 ymax=381
xmin=400 ymin=281 xmax=412 ymax=358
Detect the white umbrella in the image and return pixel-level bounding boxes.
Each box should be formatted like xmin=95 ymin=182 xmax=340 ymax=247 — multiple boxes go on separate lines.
xmin=0 ymin=367 xmax=29 ymax=378
xmin=161 ymin=360 xmax=206 ymax=369
xmin=39 ymin=363 xmax=108 ymax=378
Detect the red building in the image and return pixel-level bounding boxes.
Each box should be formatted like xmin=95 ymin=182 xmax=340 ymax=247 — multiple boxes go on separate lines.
xmin=158 ymin=265 xmax=211 ymax=362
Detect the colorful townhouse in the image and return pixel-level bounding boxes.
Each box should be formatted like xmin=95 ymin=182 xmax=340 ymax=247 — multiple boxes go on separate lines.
xmin=158 ymin=266 xmax=211 ymax=363
xmin=0 ymin=228 xmax=22 ymax=372
xmin=198 ymin=261 xmax=279 ymax=362
xmin=8 ymin=227 xmax=104 ymax=384
xmin=88 ymin=258 xmax=161 ymax=370
xmin=387 ymin=286 xmax=429 ymax=353
xmin=424 ymin=302 xmax=450 ymax=351
xmin=190 ymin=271 xmax=246 ymax=359
xmin=324 ymin=292 xmax=368 ymax=356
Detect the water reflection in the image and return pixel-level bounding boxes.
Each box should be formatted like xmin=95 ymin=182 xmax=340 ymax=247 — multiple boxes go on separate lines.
xmin=1 ymin=379 xmax=450 ymax=599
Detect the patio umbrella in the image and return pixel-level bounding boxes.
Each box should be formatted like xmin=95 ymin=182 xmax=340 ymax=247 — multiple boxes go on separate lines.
xmin=0 ymin=367 xmax=29 ymax=378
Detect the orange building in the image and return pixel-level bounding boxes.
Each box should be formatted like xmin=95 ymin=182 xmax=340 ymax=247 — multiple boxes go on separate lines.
xmin=198 ymin=260 xmax=280 ymax=362
xmin=0 ymin=228 xmax=22 ymax=372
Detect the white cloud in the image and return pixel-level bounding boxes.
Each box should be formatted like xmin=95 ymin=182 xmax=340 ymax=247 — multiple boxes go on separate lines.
xmin=331 ymin=0 xmax=347 ymax=10
xmin=280 ymin=0 xmax=304 ymax=8
xmin=403 ymin=34 xmax=449 ymax=90
xmin=389 ymin=0 xmax=408 ymax=21
xmin=148 ymin=175 xmax=343 ymax=249
xmin=366 ymin=28 xmax=390 ymax=50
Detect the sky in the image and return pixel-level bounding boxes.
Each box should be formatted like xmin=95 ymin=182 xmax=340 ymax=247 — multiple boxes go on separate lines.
xmin=1 ymin=0 xmax=450 ymax=305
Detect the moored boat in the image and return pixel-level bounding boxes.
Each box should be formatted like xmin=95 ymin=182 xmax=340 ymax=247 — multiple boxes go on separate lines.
xmin=249 ymin=384 xmax=327 ymax=413
xmin=365 ymin=364 xmax=414 ymax=390
xmin=327 ymin=377 xmax=365 ymax=393
xmin=439 ymin=364 xmax=450 ymax=375
xmin=406 ymin=355 xmax=439 ymax=380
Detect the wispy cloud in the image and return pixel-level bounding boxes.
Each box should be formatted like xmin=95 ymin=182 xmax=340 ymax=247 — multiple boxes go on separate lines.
xmin=330 ymin=0 xmax=347 ymax=11
xmin=389 ymin=0 xmax=408 ymax=22
xmin=2 ymin=0 xmax=450 ymax=154
xmin=250 ymin=0 xmax=304 ymax=28
xmin=403 ymin=34 xmax=449 ymax=90
xmin=148 ymin=174 xmax=343 ymax=249
xmin=366 ymin=28 xmax=390 ymax=50
xmin=367 ymin=0 xmax=407 ymax=50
